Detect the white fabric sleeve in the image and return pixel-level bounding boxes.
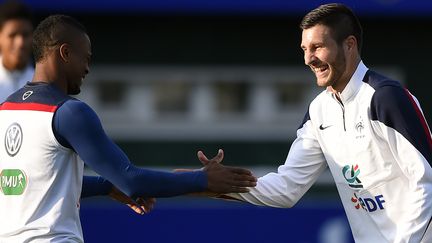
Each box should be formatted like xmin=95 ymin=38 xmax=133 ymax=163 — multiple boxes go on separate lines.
xmin=369 ymin=87 xmax=432 ymax=242
xmin=371 ymin=120 xmax=432 ymax=242
xmin=226 ymin=119 xmax=327 ymax=208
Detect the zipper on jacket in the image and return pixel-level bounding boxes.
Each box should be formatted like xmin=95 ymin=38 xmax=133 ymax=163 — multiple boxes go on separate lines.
xmin=334 ymin=93 xmax=346 ymax=131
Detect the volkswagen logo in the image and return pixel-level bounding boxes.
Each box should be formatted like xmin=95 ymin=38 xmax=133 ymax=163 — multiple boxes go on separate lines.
xmin=4 ymin=123 xmax=23 ymax=157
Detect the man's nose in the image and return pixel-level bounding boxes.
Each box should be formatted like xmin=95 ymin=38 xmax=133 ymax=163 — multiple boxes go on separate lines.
xmin=304 ymin=50 xmax=317 ymax=66
xmin=14 ymin=35 xmax=25 ymax=49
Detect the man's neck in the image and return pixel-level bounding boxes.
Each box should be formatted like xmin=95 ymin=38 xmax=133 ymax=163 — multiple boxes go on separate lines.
xmin=329 ymin=58 xmax=361 ymax=94
xmin=32 ymin=62 xmax=67 ymax=94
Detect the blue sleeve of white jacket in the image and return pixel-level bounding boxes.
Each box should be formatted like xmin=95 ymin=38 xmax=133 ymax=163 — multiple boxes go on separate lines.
xmin=369 ymin=84 xmax=432 ymax=242
xmin=52 ymin=99 xmax=207 ymax=198
xmin=370 ymin=85 xmax=432 ymax=164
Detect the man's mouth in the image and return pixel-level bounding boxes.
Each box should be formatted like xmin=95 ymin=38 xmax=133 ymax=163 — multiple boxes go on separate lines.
xmin=311 ymin=64 xmax=329 ymax=77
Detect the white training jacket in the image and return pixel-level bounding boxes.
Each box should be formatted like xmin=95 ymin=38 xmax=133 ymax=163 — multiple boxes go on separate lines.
xmin=229 ymin=61 xmax=432 ymax=243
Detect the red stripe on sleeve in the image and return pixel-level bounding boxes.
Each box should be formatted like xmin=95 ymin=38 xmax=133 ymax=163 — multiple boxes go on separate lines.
xmin=0 ymin=102 xmax=58 ymax=112
xmin=404 ymin=89 xmax=432 ymax=149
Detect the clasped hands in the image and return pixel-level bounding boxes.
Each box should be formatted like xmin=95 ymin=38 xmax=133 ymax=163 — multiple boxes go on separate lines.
xmin=112 ymin=149 xmax=256 ymax=215
xmin=175 ymin=149 xmax=257 ymax=196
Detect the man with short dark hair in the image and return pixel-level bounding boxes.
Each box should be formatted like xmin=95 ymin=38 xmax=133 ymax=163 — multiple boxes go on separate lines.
xmin=0 ymin=2 xmax=160 ymax=217
xmin=199 ymin=3 xmax=432 ymax=242
xmin=0 ymin=14 xmax=257 ymax=242
xmin=0 ymin=0 xmax=34 ymax=102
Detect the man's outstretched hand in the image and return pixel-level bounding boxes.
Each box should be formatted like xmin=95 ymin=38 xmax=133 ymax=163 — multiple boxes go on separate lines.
xmin=202 ymin=149 xmax=256 ymax=193
xmin=198 ymin=149 xmax=224 ymax=166
xmin=109 ymin=186 xmax=156 ymax=215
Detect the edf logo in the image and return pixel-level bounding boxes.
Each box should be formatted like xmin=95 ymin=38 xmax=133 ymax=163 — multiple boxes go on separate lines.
xmin=351 ymin=193 xmax=385 ymax=212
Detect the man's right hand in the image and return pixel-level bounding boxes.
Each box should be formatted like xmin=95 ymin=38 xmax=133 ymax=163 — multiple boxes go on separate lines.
xmin=203 ymin=159 xmax=257 ymax=194
xmin=198 ymin=149 xmax=224 ymax=166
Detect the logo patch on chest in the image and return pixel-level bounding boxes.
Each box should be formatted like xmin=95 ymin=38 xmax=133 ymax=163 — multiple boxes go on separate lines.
xmin=4 ymin=123 xmax=23 ymax=157
xmin=351 ymin=193 xmax=385 ymax=212
xmin=355 ymin=116 xmax=365 ymax=139
xmin=22 ymin=90 xmax=33 ymax=100
xmin=342 ymin=164 xmax=363 ymax=189
xmin=0 ymin=169 xmax=28 ymax=195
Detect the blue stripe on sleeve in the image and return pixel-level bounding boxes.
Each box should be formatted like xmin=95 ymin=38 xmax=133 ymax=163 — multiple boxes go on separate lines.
xmin=297 ymin=107 xmax=310 ymax=130
xmin=370 ymin=84 xmax=432 ymax=166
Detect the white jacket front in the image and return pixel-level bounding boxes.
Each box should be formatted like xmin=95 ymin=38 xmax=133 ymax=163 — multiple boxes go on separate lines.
xmin=230 ymin=61 xmax=432 ymax=243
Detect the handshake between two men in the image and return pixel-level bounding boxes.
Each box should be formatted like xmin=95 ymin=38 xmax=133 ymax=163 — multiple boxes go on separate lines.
xmin=118 ymin=149 xmax=256 ymax=214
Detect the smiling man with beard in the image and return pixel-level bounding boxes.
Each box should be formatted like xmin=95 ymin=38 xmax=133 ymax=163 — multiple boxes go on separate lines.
xmin=198 ymin=3 xmax=432 ymax=242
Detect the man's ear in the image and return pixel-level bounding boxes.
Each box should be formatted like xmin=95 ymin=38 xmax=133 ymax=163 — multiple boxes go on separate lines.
xmin=59 ymin=43 xmax=70 ymax=63
xmin=344 ymin=35 xmax=357 ymax=52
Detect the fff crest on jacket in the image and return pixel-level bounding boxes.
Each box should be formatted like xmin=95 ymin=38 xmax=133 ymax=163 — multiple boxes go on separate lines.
xmin=355 ymin=116 xmax=365 ymax=139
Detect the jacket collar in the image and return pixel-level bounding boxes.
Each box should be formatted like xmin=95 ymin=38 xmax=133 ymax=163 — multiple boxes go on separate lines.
xmin=328 ymin=60 xmax=368 ymax=103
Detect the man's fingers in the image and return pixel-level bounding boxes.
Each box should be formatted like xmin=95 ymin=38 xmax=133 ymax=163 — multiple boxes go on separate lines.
xmin=230 ymin=180 xmax=257 ymax=188
xmin=109 ymin=187 xmax=153 ymax=215
xmin=127 ymin=202 xmax=145 ymax=215
xmin=204 ymin=155 xmax=258 ymax=193
xmin=198 ymin=149 xmax=224 ymax=165
xmin=211 ymin=149 xmax=224 ymax=163
xmin=226 ymin=166 xmax=254 ymax=176
xmin=232 ymin=174 xmax=257 ymax=187
xmin=136 ymin=197 xmax=156 ymax=213
xmin=197 ymin=150 xmax=210 ymax=165
xmin=228 ymin=173 xmax=257 ymax=188
xmin=233 ymin=173 xmax=257 ymax=182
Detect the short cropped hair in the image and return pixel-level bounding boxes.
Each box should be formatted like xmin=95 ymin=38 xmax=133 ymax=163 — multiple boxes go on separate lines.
xmin=32 ymin=15 xmax=87 ymax=62
xmin=0 ymin=0 xmax=33 ymax=29
xmin=300 ymin=3 xmax=363 ymax=52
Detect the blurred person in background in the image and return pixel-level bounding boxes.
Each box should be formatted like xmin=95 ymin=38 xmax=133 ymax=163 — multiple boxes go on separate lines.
xmin=198 ymin=3 xmax=432 ymax=242
xmin=0 ymin=0 xmax=34 ymax=102
xmin=0 ymin=14 xmax=257 ymax=242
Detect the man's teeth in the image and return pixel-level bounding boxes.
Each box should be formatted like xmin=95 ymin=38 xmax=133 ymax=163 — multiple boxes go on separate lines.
xmin=314 ymin=66 xmax=327 ymax=72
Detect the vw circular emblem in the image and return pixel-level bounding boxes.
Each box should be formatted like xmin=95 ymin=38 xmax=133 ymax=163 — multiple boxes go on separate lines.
xmin=4 ymin=123 xmax=23 ymax=157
